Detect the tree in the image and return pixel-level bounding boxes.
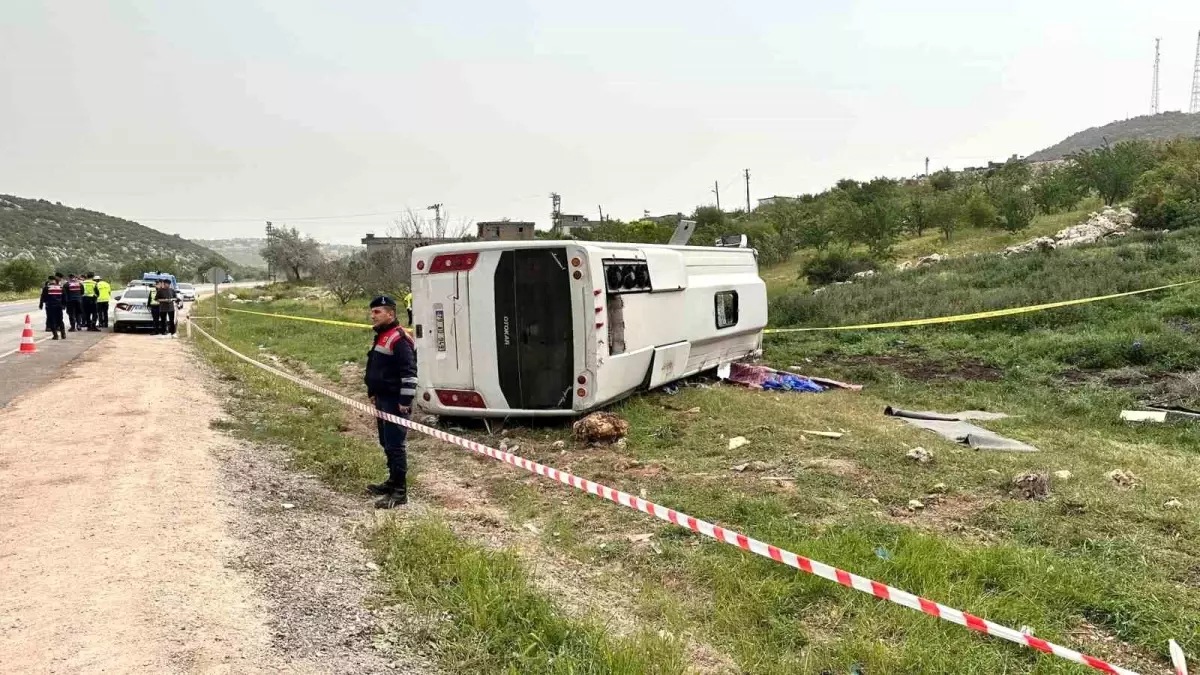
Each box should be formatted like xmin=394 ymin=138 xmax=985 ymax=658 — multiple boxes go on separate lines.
xmin=1132 ymin=138 xmax=1200 ymax=229
xmin=1031 ymin=167 xmax=1087 ymax=213
xmin=997 ymin=190 xmax=1036 ymax=232
xmin=0 ymin=259 xmax=48 ymax=292
xmin=928 ymin=191 xmax=965 ymax=242
xmin=902 ymin=186 xmax=932 ymax=237
xmin=1069 ymin=140 xmax=1156 ymax=206
xmin=319 ymin=254 xmax=366 ymax=305
xmin=929 ymin=168 xmax=957 ymax=192
xmin=835 ymin=178 xmax=902 ymax=257
xmin=261 ymin=226 xmax=323 ymax=281
xmin=964 ymin=189 xmax=998 ymax=229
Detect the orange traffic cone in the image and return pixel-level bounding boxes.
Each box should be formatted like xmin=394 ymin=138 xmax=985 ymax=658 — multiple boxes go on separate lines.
xmin=19 ymin=314 xmax=37 ymax=355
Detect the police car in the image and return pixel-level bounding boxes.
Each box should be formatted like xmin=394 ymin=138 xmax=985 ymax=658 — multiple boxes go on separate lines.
xmin=112 ymin=286 xmax=155 ymax=332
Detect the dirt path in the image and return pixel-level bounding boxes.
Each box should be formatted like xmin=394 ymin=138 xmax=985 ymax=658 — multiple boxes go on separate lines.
xmin=0 ymin=334 xmax=415 ymax=674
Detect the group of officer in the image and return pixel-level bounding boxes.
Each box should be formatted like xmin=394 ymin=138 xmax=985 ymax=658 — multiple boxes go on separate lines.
xmin=38 ymin=272 xmax=112 ymax=340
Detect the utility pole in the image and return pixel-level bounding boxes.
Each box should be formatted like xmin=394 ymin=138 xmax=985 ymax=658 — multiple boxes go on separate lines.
xmin=550 ymin=193 xmax=562 ymax=232
xmin=264 ymin=221 xmax=274 ymax=282
xmin=925 ymin=157 xmax=930 ymax=177
xmin=713 ymin=180 xmax=721 ymax=211
xmin=597 ymin=205 xmax=604 ymax=223
xmin=743 ymin=169 xmax=751 ymax=214
xmin=1151 ymin=37 xmax=1161 ymax=115
xmin=426 ymin=203 xmax=443 ymax=236
xmin=1190 ymin=30 xmax=1200 ymax=114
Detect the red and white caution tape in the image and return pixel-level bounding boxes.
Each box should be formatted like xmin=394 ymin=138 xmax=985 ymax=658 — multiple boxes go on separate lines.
xmin=191 ymin=320 xmax=1187 ymax=675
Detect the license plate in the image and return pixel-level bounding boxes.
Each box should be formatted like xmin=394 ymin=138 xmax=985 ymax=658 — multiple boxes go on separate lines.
xmin=434 ymin=306 xmax=448 ymax=353
xmin=434 ymin=307 xmax=446 ymax=352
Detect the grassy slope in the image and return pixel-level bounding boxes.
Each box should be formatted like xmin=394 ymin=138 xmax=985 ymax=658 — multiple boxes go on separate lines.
xmin=0 ymin=193 xmax=228 ymax=269
xmin=191 ymin=253 xmax=1200 ymax=674
xmin=765 ymin=200 xmax=1103 ymax=305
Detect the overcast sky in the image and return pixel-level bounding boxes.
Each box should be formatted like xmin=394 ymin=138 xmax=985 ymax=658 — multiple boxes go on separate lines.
xmin=3 ymin=1 xmax=1200 ymax=244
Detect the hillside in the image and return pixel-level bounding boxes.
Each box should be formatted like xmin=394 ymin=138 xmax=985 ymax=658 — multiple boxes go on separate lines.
xmin=0 ymin=194 xmax=230 ymax=271
xmin=1026 ymin=111 xmax=1200 ymax=161
xmin=195 ymin=238 xmax=363 ymax=269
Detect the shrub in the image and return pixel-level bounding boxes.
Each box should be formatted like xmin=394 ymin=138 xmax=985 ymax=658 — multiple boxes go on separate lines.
xmin=801 ymin=246 xmax=875 ymax=286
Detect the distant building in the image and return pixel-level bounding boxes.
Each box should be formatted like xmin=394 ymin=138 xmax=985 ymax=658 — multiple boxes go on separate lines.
xmin=556 ymin=214 xmax=598 ymax=236
xmin=478 ymin=221 xmax=536 ymax=241
xmin=361 ymin=233 xmax=464 ymax=284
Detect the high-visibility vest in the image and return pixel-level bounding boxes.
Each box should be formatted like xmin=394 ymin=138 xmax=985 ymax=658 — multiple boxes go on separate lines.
xmin=404 ymin=292 xmax=413 ymax=310
xmin=97 ymin=280 xmax=112 ymax=302
xmin=82 ymin=279 xmax=97 ymax=297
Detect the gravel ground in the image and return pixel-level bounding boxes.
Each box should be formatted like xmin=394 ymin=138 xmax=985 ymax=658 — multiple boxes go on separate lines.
xmin=212 ymin=419 xmax=440 ymax=675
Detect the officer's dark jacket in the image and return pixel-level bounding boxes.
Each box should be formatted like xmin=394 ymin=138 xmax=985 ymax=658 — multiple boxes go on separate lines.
xmin=365 ymin=321 xmax=418 ymax=406
xmin=40 ymin=282 xmax=64 ymax=309
xmin=64 ymin=279 xmax=84 ymax=301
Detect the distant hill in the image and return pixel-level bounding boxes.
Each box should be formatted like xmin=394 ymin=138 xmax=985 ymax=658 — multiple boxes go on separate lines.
xmin=0 ymin=194 xmax=232 ymax=272
xmin=1026 ymin=111 xmax=1200 ymax=162
xmin=195 ymin=238 xmax=363 ymax=269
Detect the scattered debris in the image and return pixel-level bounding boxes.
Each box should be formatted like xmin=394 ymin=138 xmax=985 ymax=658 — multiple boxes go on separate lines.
xmin=1120 ymin=410 xmax=1168 ymax=423
xmin=930 ymin=482 xmax=948 ymax=494
xmin=551 ymin=440 xmax=566 ymax=450
xmin=662 ymin=384 xmax=680 ymax=395
xmin=281 ymin=503 xmax=296 ymax=510
xmin=906 ymin=447 xmax=933 ymax=463
xmin=728 ymin=436 xmax=751 ymax=451
xmin=573 ymin=412 xmax=630 ymax=445
xmin=720 ymin=362 xmax=824 ymax=393
xmin=522 ymin=522 xmax=542 ymax=535
xmin=1053 ymin=470 xmax=1073 ymax=481
xmin=731 ymin=460 xmax=774 ymax=472
xmin=852 ymin=269 xmax=876 ymax=279
xmin=614 ymin=438 xmax=628 ymax=450
xmin=787 ymin=370 xmax=865 ymax=391
xmin=986 ymin=469 xmax=1003 ymax=477
xmin=1105 ymin=469 xmax=1139 ymax=489
xmin=874 ymin=546 xmax=892 ymax=560
xmin=1011 ymin=473 xmax=1050 ymax=500
xmin=1163 ymin=498 xmax=1182 ymax=509
xmin=907 ymin=499 xmax=925 ymax=511
xmin=802 ymin=430 xmax=844 ymax=439
xmin=885 ymin=407 xmax=1037 ymax=452
xmin=867 ymin=497 xmax=880 ymax=505
xmin=627 ymin=533 xmax=654 ymax=544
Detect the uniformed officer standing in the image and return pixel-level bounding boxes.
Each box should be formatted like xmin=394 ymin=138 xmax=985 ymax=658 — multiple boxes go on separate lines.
xmin=95 ymin=275 xmax=112 ymax=328
xmin=64 ymin=274 xmax=84 ymax=331
xmin=39 ymin=275 xmax=67 ymax=340
xmin=364 ymin=295 xmax=418 ymax=508
xmin=404 ymin=290 xmax=414 ymax=326
xmin=81 ymin=272 xmax=100 ymax=332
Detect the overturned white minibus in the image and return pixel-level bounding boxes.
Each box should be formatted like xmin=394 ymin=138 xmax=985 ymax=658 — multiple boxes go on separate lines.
xmin=411 ymin=240 xmax=766 ymax=417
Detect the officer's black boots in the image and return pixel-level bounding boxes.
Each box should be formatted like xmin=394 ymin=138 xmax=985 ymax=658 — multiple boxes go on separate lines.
xmin=365 ymin=480 xmax=395 ymax=496
xmin=374 ymin=488 xmax=407 ymax=509
xmin=371 ymin=473 xmax=407 ymax=509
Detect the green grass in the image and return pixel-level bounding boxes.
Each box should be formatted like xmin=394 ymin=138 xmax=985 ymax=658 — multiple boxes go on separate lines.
xmin=191 ymin=217 xmax=1200 ymax=672
xmin=374 ymin=518 xmax=684 ymax=673
xmin=191 ymin=284 xmax=1199 ymax=673
xmin=0 ymin=289 xmax=39 ymax=302
xmin=191 ymin=309 xmax=684 ymax=674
